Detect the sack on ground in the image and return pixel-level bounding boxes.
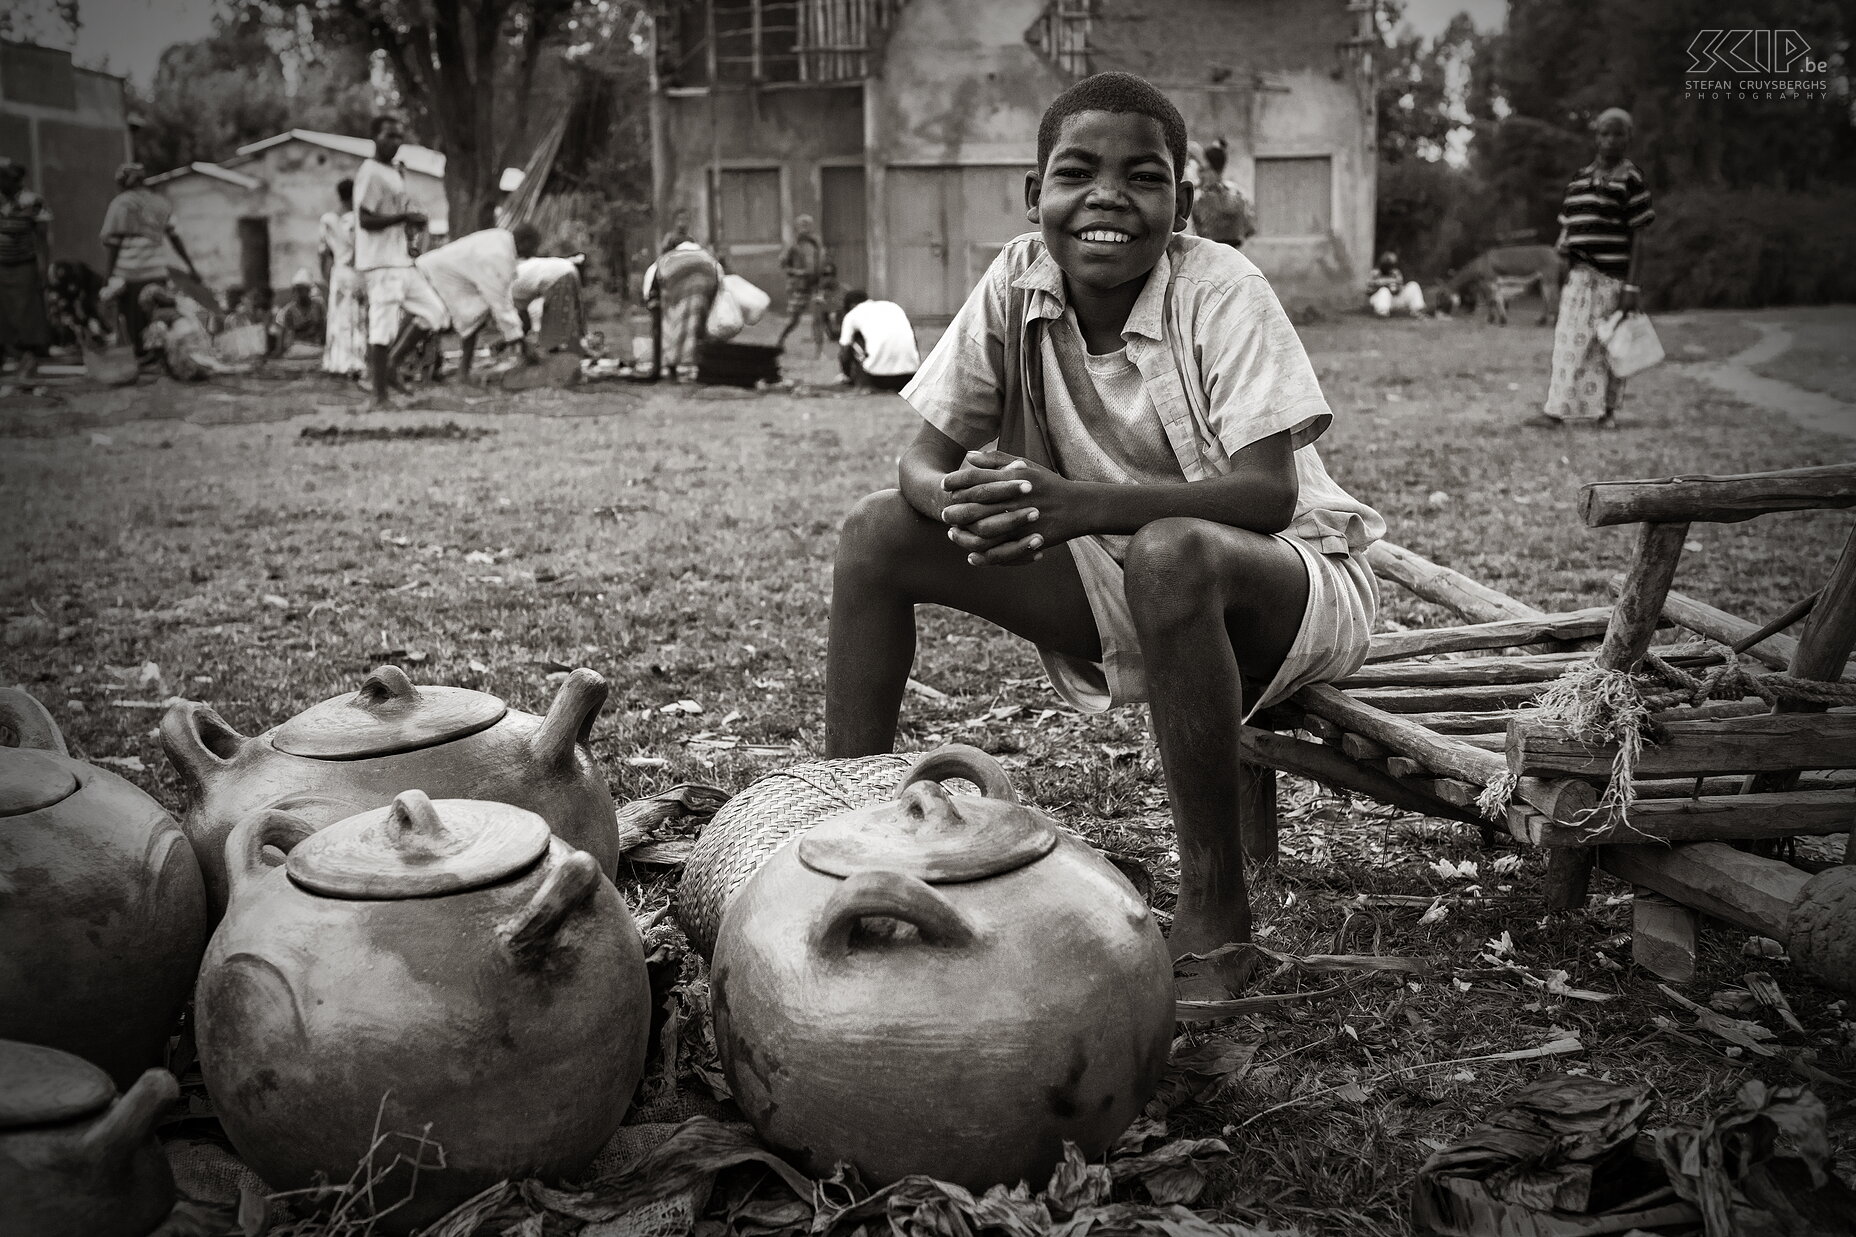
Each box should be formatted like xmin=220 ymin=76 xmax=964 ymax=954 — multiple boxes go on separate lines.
xmin=1598 ymin=311 xmax=1664 ymax=379
xmin=705 ymin=286 xmax=746 ymax=341
xmin=722 ymin=274 xmax=771 ymax=325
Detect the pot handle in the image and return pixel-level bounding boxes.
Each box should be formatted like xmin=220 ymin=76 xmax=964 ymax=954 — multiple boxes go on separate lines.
xmin=532 ymin=668 xmax=608 ymax=771
xmin=895 ymin=743 xmax=1017 ymax=804
xmin=225 ymin=808 xmax=318 ymax=899
xmin=160 ymin=700 xmax=248 ymax=799
xmin=0 ymin=687 xmax=68 ymax=755
xmin=77 ymin=1069 xmax=178 ymax=1160
xmin=810 ymin=869 xmax=977 ymax=958
xmin=497 ymin=849 xmax=601 ymax=965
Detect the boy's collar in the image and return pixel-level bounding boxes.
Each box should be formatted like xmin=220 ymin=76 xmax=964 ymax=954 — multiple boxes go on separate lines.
xmin=1011 ymin=236 xmax=1175 ymax=342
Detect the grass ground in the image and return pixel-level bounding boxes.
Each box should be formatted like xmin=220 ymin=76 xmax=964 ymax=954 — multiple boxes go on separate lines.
xmin=5 ymin=306 xmax=1853 ymax=1236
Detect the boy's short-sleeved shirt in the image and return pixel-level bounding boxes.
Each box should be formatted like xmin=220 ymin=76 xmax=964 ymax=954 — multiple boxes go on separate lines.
xmin=1558 ymin=159 xmax=1653 ymax=277
xmin=839 ymin=299 xmax=920 ymax=376
xmin=353 ymin=160 xmax=415 ymax=272
xmin=903 ymin=232 xmax=1384 ymax=558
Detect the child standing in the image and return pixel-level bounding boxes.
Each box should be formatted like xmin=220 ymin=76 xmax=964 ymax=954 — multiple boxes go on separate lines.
xmin=825 ymin=72 xmax=1384 ymax=995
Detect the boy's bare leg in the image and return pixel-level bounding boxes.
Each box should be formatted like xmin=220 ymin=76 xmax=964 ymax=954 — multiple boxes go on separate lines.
xmin=1123 ymin=518 xmax=1308 ymax=994
xmin=826 ymin=489 xmax=1102 ymax=756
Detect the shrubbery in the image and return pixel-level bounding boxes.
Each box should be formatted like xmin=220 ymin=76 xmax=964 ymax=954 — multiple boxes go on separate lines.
xmin=1642 ymin=188 xmax=1856 ymax=311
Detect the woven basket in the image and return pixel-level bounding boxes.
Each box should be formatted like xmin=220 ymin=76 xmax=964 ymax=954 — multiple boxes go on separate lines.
xmin=675 ymin=754 xmax=915 ymax=959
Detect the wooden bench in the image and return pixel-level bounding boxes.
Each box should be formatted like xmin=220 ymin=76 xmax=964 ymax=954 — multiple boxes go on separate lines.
xmin=1238 ymin=463 xmax=1856 ymax=988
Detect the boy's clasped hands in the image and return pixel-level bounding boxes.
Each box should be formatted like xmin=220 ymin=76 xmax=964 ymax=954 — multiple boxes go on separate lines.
xmin=941 ymin=450 xmax=1085 ymax=566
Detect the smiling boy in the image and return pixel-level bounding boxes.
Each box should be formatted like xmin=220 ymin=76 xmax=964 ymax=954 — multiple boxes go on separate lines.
xmin=825 ymin=73 xmax=1385 ymax=993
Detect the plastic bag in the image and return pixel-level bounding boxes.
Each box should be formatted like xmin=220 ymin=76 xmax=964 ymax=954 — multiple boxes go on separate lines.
xmin=704 ymin=285 xmax=745 ymax=341
xmin=722 ymin=274 xmax=771 ymax=326
xmin=1597 ymin=311 xmax=1664 ymax=379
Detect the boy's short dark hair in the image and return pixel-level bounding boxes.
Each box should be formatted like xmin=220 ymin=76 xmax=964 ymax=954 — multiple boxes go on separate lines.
xmin=370 ymin=114 xmax=401 ymax=139
xmin=842 ymin=288 xmax=868 ymax=314
xmin=1036 ymin=71 xmax=1189 ymax=176
xmin=336 ymin=177 xmax=354 ymax=200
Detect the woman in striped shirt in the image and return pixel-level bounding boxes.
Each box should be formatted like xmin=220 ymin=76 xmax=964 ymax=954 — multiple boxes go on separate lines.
xmin=1533 ymin=107 xmax=1654 ymax=427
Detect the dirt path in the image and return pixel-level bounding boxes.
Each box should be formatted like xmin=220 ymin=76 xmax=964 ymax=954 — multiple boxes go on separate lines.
xmin=1677 ymin=315 xmax=1856 ymax=441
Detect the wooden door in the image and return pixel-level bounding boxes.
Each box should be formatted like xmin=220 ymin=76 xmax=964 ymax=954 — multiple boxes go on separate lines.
xmin=884 ymin=167 xmax=957 ymax=317
xmin=820 ymin=165 xmax=867 ymax=293
xmin=958 ymin=166 xmax=1031 ymax=291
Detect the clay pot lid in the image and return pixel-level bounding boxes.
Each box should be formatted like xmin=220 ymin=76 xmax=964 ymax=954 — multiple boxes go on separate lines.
xmin=287 ymin=790 xmax=550 ymax=899
xmin=0 ymin=1041 xmax=114 ymax=1128
xmin=0 ymin=749 xmax=80 ymax=817
xmin=271 ymin=665 xmax=508 ymax=760
xmin=799 ymin=745 xmax=1057 ymax=883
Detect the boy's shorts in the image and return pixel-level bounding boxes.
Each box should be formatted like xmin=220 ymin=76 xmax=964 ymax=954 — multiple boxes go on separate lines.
xmin=1039 ymin=534 xmax=1378 ymax=718
xmin=364 ymin=267 xmax=448 ymax=347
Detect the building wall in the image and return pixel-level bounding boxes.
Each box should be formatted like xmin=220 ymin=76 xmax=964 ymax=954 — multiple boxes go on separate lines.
xmin=654 ymin=84 xmax=863 ymax=295
xmin=165 ymin=144 xmax=448 ymax=295
xmin=0 ymin=43 xmax=132 ymax=270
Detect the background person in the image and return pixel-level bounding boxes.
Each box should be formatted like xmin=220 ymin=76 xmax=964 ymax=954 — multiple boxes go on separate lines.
xmin=837 ymin=289 xmax=919 ymax=391
xmin=0 ymin=157 xmax=52 ymax=380
xmin=1189 ymin=141 xmax=1255 ymax=250
xmin=100 ymin=162 xmax=199 ymax=360
xmin=644 ymin=238 xmax=722 ymax=380
xmin=320 ymin=178 xmax=365 ymax=378
xmin=354 ymin=114 xmax=447 ymax=409
xmin=273 ymin=270 xmax=327 ymax=354
xmin=511 ymin=229 xmax=587 ymax=353
xmin=1532 ymin=106 xmax=1654 ymax=428
xmin=775 ymin=213 xmax=830 ymax=353
xmin=412 ymin=225 xmax=537 ymax=382
xmin=1366 ymin=252 xmax=1424 ymax=317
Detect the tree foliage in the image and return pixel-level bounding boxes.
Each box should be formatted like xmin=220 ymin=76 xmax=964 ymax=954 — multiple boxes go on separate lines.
xmin=130 ymin=9 xmax=375 ymax=172
xmin=0 ymin=0 xmax=80 ymax=46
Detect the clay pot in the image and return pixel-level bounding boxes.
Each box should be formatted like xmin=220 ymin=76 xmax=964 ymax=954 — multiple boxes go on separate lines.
xmin=197 ymin=790 xmax=650 ymax=1233
xmin=0 ymin=690 xmax=208 ymax=1090
xmin=162 ymin=664 xmax=619 ymax=913
xmin=0 ymin=1039 xmax=178 ymax=1237
xmin=712 ymin=745 xmax=1174 ymax=1190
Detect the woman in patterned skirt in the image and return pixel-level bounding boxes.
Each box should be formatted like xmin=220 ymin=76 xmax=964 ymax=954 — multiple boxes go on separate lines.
xmin=319 ymin=178 xmax=366 ymax=378
xmin=1530 ymin=107 xmax=1654 ymax=428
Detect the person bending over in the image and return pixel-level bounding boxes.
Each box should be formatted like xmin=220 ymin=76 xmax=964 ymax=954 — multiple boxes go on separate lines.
xmin=411 ymin=225 xmax=538 ymax=382
xmin=837 ymin=289 xmax=919 ymax=392
xmin=824 ymin=71 xmax=1384 ymax=996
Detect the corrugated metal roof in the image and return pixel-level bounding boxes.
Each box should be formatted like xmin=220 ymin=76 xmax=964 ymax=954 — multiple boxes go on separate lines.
xmin=146 ymin=161 xmax=266 ymax=190
xmin=234 ymin=129 xmax=447 ymax=180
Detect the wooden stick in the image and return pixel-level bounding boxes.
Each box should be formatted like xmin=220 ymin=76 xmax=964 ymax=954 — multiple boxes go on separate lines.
xmin=1238 ymin=760 xmax=1278 ymax=865
xmin=1632 ymin=890 xmax=1698 ymax=983
xmin=1340 ymin=733 xmax=1389 ymax=762
xmin=1408 ymin=697 xmax=1767 ymax=738
xmin=1732 ymin=590 xmax=1819 ymax=654
xmin=1367 ymin=607 xmax=1618 ymax=662
xmin=1509 ymin=787 xmax=1854 ymax=846
xmin=1508 ymin=712 xmax=1856 ymax=780
xmin=1236 ymin=727 xmax=1485 ymax=825
xmin=1598 ymin=843 xmax=1807 ymax=938
xmin=1579 ymin=463 xmax=1856 ymax=528
xmin=1750 ymin=527 xmax=1856 ymax=800
xmin=1354 ymin=682 xmax=1552 ymax=712
xmin=1651 ymin=584 xmax=1802 ymax=672
xmin=1363 ymin=541 xmax=1546 ymax=623
xmin=1598 ymin=522 xmax=1691 ymax=672
xmin=1297 ymin=685 xmax=1506 ymax=785
xmin=1340 ymin=643 xmax=1719 ymax=688
xmin=1544 ymin=849 xmax=1594 ymax=910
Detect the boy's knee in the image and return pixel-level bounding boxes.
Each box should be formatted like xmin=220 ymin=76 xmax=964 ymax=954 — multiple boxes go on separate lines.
xmin=1124 ymin=519 xmax=1223 ymax=628
xmin=837 ymin=489 xmax=924 ymax=579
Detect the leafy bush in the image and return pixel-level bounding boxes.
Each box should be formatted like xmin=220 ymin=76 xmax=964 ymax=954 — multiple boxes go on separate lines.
xmin=1641 ymin=188 xmax=1856 ymax=311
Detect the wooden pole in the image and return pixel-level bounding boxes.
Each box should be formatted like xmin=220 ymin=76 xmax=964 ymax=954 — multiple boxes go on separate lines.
xmin=1580 ymin=463 xmax=1856 ymax=527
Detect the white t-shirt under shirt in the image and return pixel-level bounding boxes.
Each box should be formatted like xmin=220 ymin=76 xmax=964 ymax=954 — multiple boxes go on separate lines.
xmin=352 ymin=160 xmax=415 ymax=272
xmin=839 ymin=299 xmax=920 ymax=376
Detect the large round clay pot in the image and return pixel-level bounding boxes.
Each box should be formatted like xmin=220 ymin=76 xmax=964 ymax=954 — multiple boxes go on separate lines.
xmin=0 ymin=690 xmax=208 ymax=1090
xmin=712 ymin=745 xmax=1174 ymax=1190
xmin=196 ymin=790 xmax=650 ymax=1233
xmin=161 ymin=664 xmax=619 ymax=914
xmin=0 ymin=1039 xmax=178 ymax=1237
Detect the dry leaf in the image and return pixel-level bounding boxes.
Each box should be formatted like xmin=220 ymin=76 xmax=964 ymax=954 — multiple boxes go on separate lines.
xmin=1045 ymin=1142 xmax=1113 ymax=1215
